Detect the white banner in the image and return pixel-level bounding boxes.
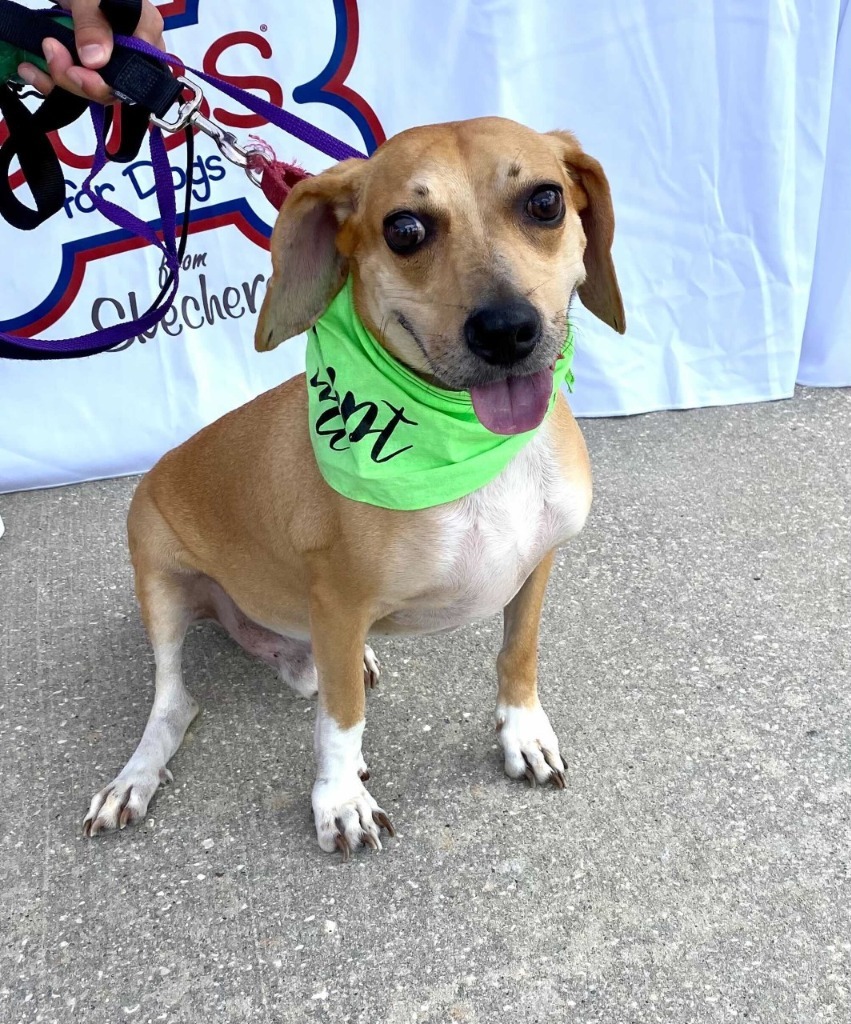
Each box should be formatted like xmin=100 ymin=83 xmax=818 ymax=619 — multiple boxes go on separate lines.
xmin=1 ymin=0 xmax=848 ymax=492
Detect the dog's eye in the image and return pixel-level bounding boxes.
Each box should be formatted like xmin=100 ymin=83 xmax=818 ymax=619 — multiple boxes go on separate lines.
xmin=383 ymin=212 xmax=427 ymax=254
xmin=526 ymin=186 xmax=564 ymax=224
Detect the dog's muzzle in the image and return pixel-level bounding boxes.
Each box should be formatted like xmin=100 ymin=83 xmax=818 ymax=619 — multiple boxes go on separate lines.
xmin=464 ymin=298 xmax=541 ymax=366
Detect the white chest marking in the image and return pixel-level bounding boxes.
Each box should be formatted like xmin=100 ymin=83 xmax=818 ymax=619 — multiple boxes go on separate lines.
xmin=383 ymin=426 xmax=590 ymax=634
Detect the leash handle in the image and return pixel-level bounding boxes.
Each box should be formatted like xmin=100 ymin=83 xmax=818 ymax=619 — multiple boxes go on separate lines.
xmin=0 ymin=0 xmax=171 ymax=232
xmin=0 ymin=0 xmax=182 ymax=117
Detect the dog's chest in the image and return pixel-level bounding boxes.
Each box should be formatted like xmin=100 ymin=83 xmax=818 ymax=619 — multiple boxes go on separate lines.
xmin=380 ymin=430 xmax=589 ymax=634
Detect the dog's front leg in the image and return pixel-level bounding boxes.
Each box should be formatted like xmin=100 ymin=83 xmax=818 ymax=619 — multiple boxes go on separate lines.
xmin=309 ymin=589 xmax=394 ymax=857
xmin=496 ymin=550 xmax=567 ymax=788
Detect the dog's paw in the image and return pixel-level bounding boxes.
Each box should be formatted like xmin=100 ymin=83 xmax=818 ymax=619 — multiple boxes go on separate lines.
xmin=312 ymin=776 xmax=394 ymax=859
xmin=363 ymin=645 xmax=380 ymax=689
xmin=83 ymin=766 xmax=172 ymax=837
xmin=496 ymin=702 xmax=566 ymax=788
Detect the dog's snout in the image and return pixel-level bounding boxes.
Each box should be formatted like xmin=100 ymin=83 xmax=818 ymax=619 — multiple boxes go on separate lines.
xmin=464 ymin=299 xmax=541 ymax=365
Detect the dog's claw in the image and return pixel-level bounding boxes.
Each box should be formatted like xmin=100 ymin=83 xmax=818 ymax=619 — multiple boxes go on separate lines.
xmin=542 ymin=750 xmax=567 ymax=788
xmin=334 ymin=831 xmax=351 ymax=862
xmin=363 ymin=646 xmax=381 ymax=690
xmin=362 ymin=831 xmax=380 ymax=851
xmin=83 ymin=768 xmax=173 ymax=839
xmin=373 ymin=810 xmax=395 ymax=837
xmin=522 ymin=754 xmax=538 ymax=787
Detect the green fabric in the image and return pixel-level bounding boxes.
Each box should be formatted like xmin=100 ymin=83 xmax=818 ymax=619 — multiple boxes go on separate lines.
xmin=305 ymin=277 xmax=575 ymax=511
xmin=0 ymin=17 xmax=69 ymax=84
xmin=0 ymin=15 xmax=68 ymax=82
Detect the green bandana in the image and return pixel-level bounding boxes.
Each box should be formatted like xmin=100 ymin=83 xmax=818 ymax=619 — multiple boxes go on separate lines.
xmin=305 ymin=277 xmax=575 ymax=511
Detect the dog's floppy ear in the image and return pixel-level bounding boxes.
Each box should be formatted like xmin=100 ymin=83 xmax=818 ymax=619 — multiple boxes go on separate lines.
xmin=255 ymin=158 xmax=367 ymax=351
xmin=547 ymin=131 xmax=626 ymax=334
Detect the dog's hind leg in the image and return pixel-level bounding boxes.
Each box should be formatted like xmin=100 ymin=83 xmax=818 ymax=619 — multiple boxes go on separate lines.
xmin=200 ymin=577 xmax=319 ymax=698
xmin=201 ymin=577 xmax=379 ymax=699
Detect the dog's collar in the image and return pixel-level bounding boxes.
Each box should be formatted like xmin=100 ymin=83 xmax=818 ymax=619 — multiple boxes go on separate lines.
xmin=305 ymin=277 xmax=575 ymax=511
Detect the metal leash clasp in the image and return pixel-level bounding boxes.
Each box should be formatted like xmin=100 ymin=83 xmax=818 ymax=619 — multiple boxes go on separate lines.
xmin=190 ymin=109 xmax=250 ymax=170
xmin=150 ymin=76 xmax=261 ymax=186
xmin=149 ymin=76 xmax=203 ymax=132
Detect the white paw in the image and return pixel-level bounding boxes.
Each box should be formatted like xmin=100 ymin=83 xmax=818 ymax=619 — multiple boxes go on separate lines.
xmin=83 ymin=766 xmax=173 ymax=836
xmin=363 ymin=645 xmax=380 ymax=689
xmin=312 ymin=776 xmax=394 ymax=859
xmin=496 ymin=702 xmax=566 ymax=788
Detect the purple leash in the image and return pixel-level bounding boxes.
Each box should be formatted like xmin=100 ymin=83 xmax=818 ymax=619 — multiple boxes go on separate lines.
xmin=0 ymin=35 xmax=368 ymax=357
xmin=117 ymin=35 xmax=367 ymax=164
xmin=0 ymin=103 xmax=180 ymax=355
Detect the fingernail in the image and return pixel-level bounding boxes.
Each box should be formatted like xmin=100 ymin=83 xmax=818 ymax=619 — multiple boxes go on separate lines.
xmin=42 ymin=38 xmax=58 ymax=62
xmin=79 ymin=43 xmax=106 ymax=66
xmin=66 ymin=68 xmax=84 ymax=88
xmin=17 ymin=64 xmax=36 ymax=85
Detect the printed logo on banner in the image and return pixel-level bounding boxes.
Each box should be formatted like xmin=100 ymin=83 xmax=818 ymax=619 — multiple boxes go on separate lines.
xmin=0 ymin=0 xmax=384 ymax=348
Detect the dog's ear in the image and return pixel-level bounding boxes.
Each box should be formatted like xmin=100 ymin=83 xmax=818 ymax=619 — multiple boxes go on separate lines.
xmin=255 ymin=158 xmax=368 ymax=351
xmin=547 ymin=131 xmax=626 ymax=334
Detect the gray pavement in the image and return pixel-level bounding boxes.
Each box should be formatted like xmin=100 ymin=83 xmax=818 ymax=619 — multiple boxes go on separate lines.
xmin=1 ymin=386 xmax=849 ymax=1024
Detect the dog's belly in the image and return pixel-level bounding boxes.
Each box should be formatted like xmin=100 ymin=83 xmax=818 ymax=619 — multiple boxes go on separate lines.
xmin=374 ymin=430 xmax=591 ymax=636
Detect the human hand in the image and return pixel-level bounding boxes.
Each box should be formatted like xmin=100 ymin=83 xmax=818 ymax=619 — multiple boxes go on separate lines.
xmin=16 ymin=0 xmax=165 ymax=103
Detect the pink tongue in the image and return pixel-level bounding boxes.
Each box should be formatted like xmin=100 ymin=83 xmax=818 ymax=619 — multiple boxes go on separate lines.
xmin=470 ymin=367 xmax=554 ymax=435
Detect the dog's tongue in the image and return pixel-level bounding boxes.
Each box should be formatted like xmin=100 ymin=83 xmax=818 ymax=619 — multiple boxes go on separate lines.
xmin=470 ymin=367 xmax=553 ymax=435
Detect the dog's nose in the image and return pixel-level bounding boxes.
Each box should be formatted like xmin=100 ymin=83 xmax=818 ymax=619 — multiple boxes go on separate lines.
xmin=464 ymin=299 xmax=541 ymax=365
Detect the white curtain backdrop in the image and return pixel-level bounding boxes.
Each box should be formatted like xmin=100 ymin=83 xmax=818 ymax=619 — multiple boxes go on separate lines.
xmin=1 ymin=0 xmax=848 ymax=492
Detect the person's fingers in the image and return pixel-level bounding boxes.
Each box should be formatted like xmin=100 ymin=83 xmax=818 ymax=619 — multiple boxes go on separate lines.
xmin=16 ymin=63 xmax=55 ymax=96
xmin=42 ymin=37 xmax=114 ymax=103
xmin=61 ymin=0 xmax=165 ymax=50
xmin=42 ymin=37 xmax=74 ymax=80
xmin=25 ymin=0 xmax=166 ymax=107
xmin=66 ymin=0 xmax=114 ymax=69
xmin=136 ymin=1 xmax=166 ymax=49
xmin=66 ymin=66 xmax=115 ymax=104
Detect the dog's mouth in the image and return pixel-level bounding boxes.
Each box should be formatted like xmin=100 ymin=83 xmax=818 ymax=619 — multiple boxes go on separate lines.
xmin=470 ymin=364 xmax=555 ymax=435
xmin=392 ymin=309 xmax=560 ymax=434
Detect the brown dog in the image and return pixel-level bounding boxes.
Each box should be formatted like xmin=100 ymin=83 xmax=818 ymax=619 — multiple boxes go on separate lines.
xmin=83 ymin=116 xmax=624 ymax=857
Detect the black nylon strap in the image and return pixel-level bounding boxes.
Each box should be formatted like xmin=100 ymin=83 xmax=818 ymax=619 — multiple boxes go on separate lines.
xmin=98 ymin=0 xmax=151 ymax=163
xmin=108 ymin=51 xmax=182 ymax=116
xmin=103 ymin=102 xmax=149 ymax=162
xmin=99 ymin=0 xmax=143 ymax=36
xmin=0 ymin=82 xmax=86 ymax=229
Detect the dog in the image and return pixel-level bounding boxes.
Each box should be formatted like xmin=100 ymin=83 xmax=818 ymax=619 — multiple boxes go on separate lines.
xmin=83 ymin=116 xmax=625 ymax=857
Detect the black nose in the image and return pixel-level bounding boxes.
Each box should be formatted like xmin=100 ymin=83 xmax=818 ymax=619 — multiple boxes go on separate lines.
xmin=464 ymin=299 xmax=541 ymax=365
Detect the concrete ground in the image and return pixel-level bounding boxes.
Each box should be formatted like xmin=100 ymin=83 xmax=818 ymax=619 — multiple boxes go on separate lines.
xmin=0 ymin=387 xmax=849 ymax=1024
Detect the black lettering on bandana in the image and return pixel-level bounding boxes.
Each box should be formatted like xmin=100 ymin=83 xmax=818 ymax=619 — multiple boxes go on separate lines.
xmin=310 ymin=366 xmax=418 ymax=463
